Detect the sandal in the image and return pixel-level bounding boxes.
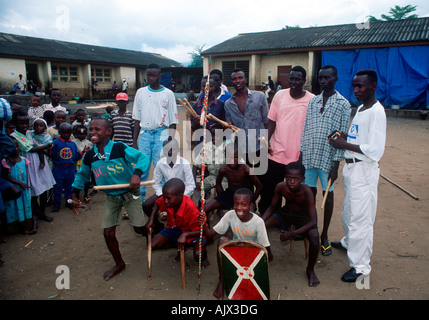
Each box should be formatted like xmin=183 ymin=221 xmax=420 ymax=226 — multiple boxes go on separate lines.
xmin=321 ymin=243 xmax=332 ymax=256
xmin=84 ymin=197 xmax=91 ymax=203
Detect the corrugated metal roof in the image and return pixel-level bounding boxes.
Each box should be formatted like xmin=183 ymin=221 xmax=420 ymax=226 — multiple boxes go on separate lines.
xmin=0 ymin=33 xmax=183 ymax=67
xmin=202 ymin=17 xmax=429 ymax=55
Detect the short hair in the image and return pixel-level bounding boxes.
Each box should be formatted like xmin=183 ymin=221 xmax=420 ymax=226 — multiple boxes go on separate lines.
xmin=231 ymin=68 xmax=246 ymax=78
xmin=105 ymin=106 xmax=114 ymax=112
xmin=12 ymin=110 xmax=28 ymax=124
xmin=320 ymin=65 xmax=337 ymax=76
xmin=210 ymin=69 xmax=223 ymax=81
xmin=146 ymin=63 xmax=161 ymax=72
xmin=234 ymin=188 xmax=254 ymax=202
xmin=291 ymin=66 xmax=307 ymax=81
xmin=43 ymin=110 xmax=54 ymax=121
xmin=285 ymin=161 xmax=305 ymax=177
xmin=355 ymin=69 xmax=378 ymax=83
xmin=59 ymin=122 xmax=72 ymax=132
xmin=54 ymin=110 xmax=66 ymax=116
xmin=76 ymin=108 xmax=85 ymax=114
xmin=90 ymin=117 xmax=112 ymax=130
xmin=50 ymin=88 xmax=61 ymax=95
xmin=162 ymin=177 xmax=185 ymax=195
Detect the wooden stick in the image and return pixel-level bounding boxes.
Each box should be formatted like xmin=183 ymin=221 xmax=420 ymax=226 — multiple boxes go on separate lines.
xmin=206 ymin=114 xmax=239 ymax=132
xmin=178 ymin=98 xmax=198 ymax=118
xmin=380 ymin=174 xmax=419 ymax=200
xmin=289 ymin=225 xmax=296 ymax=256
xmin=93 ymin=180 xmax=155 ymax=190
xmin=180 ymin=247 xmax=186 ymax=289
xmin=321 ymin=179 xmax=332 ymax=209
xmin=67 ymin=199 xmax=85 ymax=208
xmin=147 ymin=228 xmax=152 ymax=280
xmin=258 ymin=136 xmax=269 ymax=148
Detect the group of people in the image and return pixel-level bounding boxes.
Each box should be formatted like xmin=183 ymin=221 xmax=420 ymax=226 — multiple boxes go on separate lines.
xmin=0 ymin=62 xmax=386 ymax=300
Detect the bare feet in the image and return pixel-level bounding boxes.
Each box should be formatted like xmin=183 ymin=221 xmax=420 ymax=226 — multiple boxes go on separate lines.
xmin=307 ymin=267 xmax=320 ymax=287
xmin=103 ymin=263 xmax=126 ymax=281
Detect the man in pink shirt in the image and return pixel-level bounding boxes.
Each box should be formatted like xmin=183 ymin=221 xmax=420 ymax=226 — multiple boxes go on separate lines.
xmin=259 ymin=66 xmax=314 ymax=214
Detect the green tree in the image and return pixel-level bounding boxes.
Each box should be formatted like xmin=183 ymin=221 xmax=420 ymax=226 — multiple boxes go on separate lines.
xmin=188 ymin=44 xmax=205 ymax=68
xmin=368 ymin=4 xmax=418 ymax=21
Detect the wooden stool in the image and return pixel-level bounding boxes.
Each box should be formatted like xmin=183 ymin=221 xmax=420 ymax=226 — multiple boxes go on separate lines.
xmin=289 ymin=225 xmax=309 ymax=260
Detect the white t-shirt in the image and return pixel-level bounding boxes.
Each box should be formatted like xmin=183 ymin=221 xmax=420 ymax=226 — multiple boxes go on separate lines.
xmin=213 ymin=210 xmax=270 ymax=247
xmin=344 ymin=101 xmax=386 ymax=163
xmin=132 ymin=86 xmax=178 ymax=130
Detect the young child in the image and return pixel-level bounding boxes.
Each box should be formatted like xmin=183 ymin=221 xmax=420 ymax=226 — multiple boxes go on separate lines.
xmin=262 ymin=161 xmax=320 ymax=287
xmin=27 ymin=95 xmax=44 ymax=124
xmin=1 ymin=138 xmax=32 ymax=233
xmin=203 ymin=143 xmax=262 ymax=217
xmin=72 ymin=109 xmax=89 ymax=128
xmin=72 ymin=124 xmax=93 ymax=202
xmin=43 ymin=110 xmax=55 ymax=128
xmin=72 ymin=118 xmax=150 ymax=281
xmin=192 ymin=127 xmax=233 ymax=205
xmin=199 ymin=188 xmax=272 ymax=300
xmin=146 ymin=178 xmax=207 ymax=267
xmin=41 ymin=88 xmax=66 ymax=113
xmin=50 ymin=123 xmax=87 ymax=212
xmin=109 ymin=92 xmax=134 ymax=147
xmin=27 ymin=118 xmax=52 ymax=170
xmin=142 ymin=138 xmax=195 ymax=231
xmin=47 ymin=110 xmax=67 ymax=141
xmin=104 ymin=106 xmax=114 ymax=120
xmin=11 ymin=111 xmax=56 ymax=232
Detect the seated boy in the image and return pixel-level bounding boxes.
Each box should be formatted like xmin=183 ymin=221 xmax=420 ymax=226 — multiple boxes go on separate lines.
xmin=145 ymin=178 xmax=207 ymax=267
xmin=192 ymin=127 xmax=232 ymax=205
xmin=262 ymin=161 xmax=320 ymax=287
xmin=142 ymin=138 xmax=195 ymax=231
xmin=204 ymin=143 xmax=262 ymax=217
xmin=199 ymin=188 xmax=272 ymax=300
xmin=72 ymin=118 xmax=150 ymax=281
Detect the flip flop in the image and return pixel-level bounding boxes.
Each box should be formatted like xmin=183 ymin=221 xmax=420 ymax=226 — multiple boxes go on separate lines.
xmin=321 ymin=243 xmax=332 ymax=256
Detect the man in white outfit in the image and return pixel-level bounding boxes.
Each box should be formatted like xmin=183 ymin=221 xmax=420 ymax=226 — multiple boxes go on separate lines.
xmin=329 ymin=69 xmax=386 ymax=282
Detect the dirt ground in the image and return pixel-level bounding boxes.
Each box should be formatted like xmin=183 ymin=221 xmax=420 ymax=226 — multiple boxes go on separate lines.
xmin=0 ymin=105 xmax=428 ymax=302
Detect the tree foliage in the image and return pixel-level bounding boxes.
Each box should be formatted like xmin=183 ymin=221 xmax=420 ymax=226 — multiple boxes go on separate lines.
xmin=368 ymin=4 xmax=418 ymax=22
xmin=188 ymin=44 xmax=205 ymax=68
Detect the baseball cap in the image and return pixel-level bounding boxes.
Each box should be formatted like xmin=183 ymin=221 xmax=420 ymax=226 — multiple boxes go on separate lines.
xmin=116 ymin=92 xmax=128 ymax=101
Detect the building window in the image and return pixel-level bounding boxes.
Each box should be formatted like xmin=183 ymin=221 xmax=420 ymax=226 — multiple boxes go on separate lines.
xmin=91 ymin=67 xmax=112 ymax=83
xmin=222 ymin=60 xmax=250 ymax=86
xmin=51 ymin=65 xmax=79 ymax=82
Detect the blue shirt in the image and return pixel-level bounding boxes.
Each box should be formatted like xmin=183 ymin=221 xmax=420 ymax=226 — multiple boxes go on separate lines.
xmin=224 ymin=89 xmax=269 ymax=153
xmin=50 ymin=138 xmax=82 ymax=165
xmin=72 ymin=140 xmax=149 ymax=195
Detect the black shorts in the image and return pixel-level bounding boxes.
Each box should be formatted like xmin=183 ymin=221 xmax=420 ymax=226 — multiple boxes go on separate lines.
xmin=273 ymin=206 xmax=310 ymax=231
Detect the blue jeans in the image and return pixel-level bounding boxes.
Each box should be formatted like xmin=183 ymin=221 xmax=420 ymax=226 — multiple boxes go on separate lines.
xmin=137 ymin=127 xmax=168 ymax=200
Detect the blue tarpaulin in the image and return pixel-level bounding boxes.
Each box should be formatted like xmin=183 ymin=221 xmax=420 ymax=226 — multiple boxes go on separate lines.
xmin=321 ymin=46 xmax=429 ymax=109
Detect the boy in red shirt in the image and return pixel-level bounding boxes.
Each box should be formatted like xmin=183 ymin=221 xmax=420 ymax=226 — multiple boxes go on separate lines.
xmin=146 ymin=178 xmax=208 ymax=267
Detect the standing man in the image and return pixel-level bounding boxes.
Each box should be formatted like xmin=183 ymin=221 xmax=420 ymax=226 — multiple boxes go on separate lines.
xmin=224 ymin=68 xmax=269 ymax=175
xmin=132 ymin=63 xmax=178 ymax=200
xmin=259 ymin=66 xmax=314 ymax=214
xmin=329 ymin=69 xmax=386 ymax=282
xmin=299 ymin=65 xmax=351 ymax=256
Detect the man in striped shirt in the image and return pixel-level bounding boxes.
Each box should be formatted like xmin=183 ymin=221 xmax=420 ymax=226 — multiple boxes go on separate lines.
xmin=299 ymin=65 xmax=351 ymax=257
xmin=109 ymin=92 xmax=134 ymax=147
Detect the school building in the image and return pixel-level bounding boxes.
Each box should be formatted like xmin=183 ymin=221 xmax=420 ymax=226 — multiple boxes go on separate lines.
xmin=202 ymin=17 xmax=429 ymax=109
xmin=0 ymin=32 xmax=202 ymax=101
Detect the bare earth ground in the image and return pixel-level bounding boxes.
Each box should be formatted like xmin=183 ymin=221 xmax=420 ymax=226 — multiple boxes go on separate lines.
xmin=0 ymin=105 xmax=428 ymax=303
